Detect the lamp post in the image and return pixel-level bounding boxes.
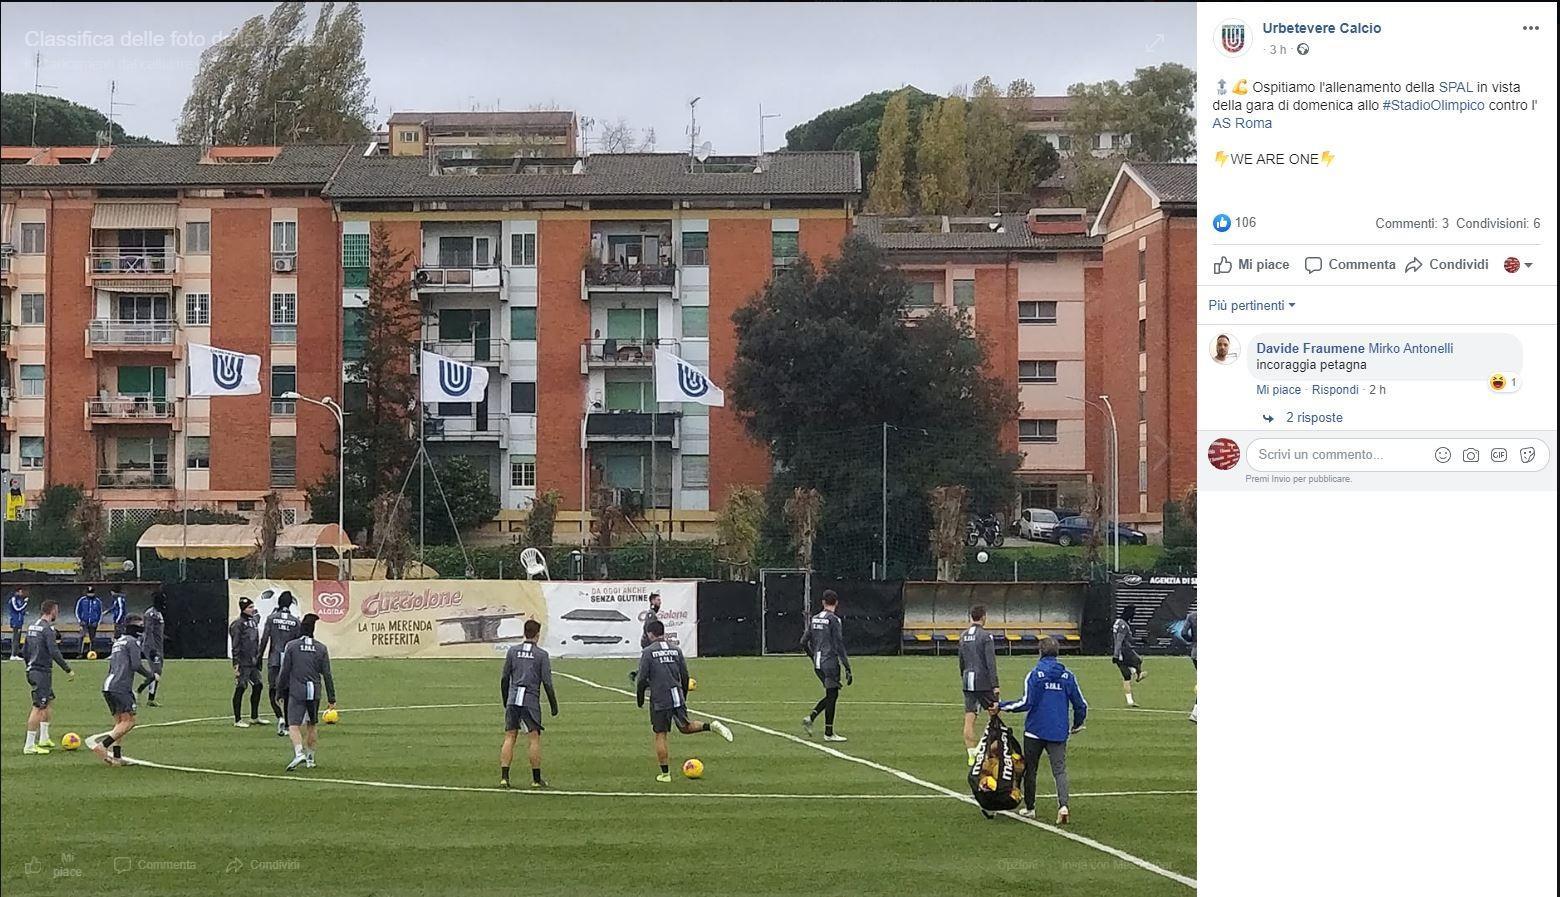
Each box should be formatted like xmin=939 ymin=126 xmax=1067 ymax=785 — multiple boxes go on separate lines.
xmin=283 ymin=392 xmax=348 ymax=579
xmin=1069 ymin=395 xmax=1120 ymax=572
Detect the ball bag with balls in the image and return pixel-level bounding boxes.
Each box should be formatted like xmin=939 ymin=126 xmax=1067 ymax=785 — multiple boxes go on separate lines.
xmin=682 ymin=758 xmax=704 ymax=779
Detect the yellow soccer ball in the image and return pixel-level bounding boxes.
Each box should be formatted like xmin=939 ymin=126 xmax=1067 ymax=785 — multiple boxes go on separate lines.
xmin=688 ymin=677 xmax=698 ymax=692
xmin=321 ymin=708 xmax=340 ymax=725
xmin=61 ymin=733 xmax=83 ymax=751
xmin=682 ymin=758 xmax=704 ymax=779
xmin=86 ymin=651 xmax=98 ymax=661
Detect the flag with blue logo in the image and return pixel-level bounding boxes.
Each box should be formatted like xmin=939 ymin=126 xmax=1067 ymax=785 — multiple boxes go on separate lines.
xmin=187 ymin=343 xmax=262 ymax=396
xmin=420 ymin=350 xmax=491 ymax=403
xmin=654 ymin=349 xmax=724 ymax=407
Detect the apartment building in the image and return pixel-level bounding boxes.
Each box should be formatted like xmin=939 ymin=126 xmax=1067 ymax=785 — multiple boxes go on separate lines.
xmin=0 ymin=144 xmax=344 ymax=529
xmin=327 ymin=148 xmax=858 ymax=538
xmin=384 ymin=111 xmax=579 ymax=159
xmin=1020 ymin=96 xmax=1130 ymax=156
xmin=1089 ymin=162 xmax=1196 ymax=530
xmin=856 ymin=210 xmax=1102 ymax=511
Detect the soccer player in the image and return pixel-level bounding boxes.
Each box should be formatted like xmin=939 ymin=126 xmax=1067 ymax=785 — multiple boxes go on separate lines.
xmin=800 ymin=590 xmax=852 ymax=742
xmin=636 ymin=619 xmax=731 ymax=782
xmin=499 ymin=619 xmax=558 ymax=788
xmin=229 ymin=598 xmax=267 ymax=728
xmin=257 ymin=591 xmax=301 ymax=736
xmin=75 ymin=586 xmax=103 ymax=658
xmin=91 ymin=614 xmax=158 ymax=767
xmin=22 ymin=600 xmax=74 ymax=755
xmin=1181 ymin=609 xmax=1197 ymax=723
xmin=7 ymin=585 xmax=27 ymax=661
xmin=278 ymin=613 xmax=337 ymax=771
xmin=108 ymin=587 xmax=129 ymax=639
xmin=1112 ymin=604 xmax=1146 ymax=707
xmin=998 ymin=636 xmax=1087 ymax=824
xmin=138 ymin=592 xmax=167 ymax=707
xmin=629 ymin=590 xmax=662 ymax=684
xmin=959 ymin=604 xmax=1000 ymax=766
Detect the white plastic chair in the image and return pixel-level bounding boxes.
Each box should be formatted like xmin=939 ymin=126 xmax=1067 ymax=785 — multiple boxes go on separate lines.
xmin=520 ymin=547 xmax=549 ymax=580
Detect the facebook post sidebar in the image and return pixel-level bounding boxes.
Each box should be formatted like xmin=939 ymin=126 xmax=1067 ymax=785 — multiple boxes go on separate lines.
xmin=1196 ymin=4 xmax=1557 ymax=895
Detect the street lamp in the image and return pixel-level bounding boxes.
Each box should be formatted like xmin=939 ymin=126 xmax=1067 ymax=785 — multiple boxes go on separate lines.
xmin=1069 ymin=394 xmax=1120 ymax=572
xmin=282 ymin=392 xmax=348 ymax=579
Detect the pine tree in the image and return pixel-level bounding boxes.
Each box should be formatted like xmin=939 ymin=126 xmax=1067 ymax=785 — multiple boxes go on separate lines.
xmin=351 ymin=223 xmax=419 ymax=510
xmin=865 ymin=91 xmax=911 ymax=215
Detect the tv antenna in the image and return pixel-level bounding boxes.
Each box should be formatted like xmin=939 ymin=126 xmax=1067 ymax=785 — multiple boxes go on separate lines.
xmin=759 ymin=103 xmax=781 ymax=155
xmin=30 ymin=53 xmax=57 ymax=146
xmin=686 ymin=97 xmax=701 ymax=167
xmin=694 ymin=141 xmax=712 ymax=163
xmin=106 ymin=80 xmax=134 ymax=146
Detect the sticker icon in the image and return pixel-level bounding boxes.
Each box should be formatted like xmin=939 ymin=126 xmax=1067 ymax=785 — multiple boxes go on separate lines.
xmin=1520 ymin=447 xmax=1536 ymax=464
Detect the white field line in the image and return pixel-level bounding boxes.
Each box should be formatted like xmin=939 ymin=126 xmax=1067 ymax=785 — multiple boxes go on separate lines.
xmin=559 ymin=672 xmax=1197 ymax=891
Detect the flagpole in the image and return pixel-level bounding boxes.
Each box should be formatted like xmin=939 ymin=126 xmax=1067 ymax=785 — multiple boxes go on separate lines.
xmin=418 ymin=329 xmax=426 ymax=563
xmin=180 ymin=397 xmax=188 ymax=581
xmin=650 ymin=415 xmax=658 ymax=581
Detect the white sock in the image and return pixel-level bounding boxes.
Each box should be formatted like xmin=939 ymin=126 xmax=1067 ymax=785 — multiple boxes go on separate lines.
xmin=25 ymin=731 xmax=37 ymax=750
xmin=967 ymin=747 xmax=978 ymax=763
xmin=1127 ymin=695 xmax=1136 ymax=706
xmin=39 ymin=722 xmax=50 ymax=741
xmin=294 ymin=745 xmax=305 ymax=756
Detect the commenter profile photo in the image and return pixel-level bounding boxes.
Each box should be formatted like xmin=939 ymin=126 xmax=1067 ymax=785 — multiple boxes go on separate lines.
xmin=1211 ymin=333 xmax=1239 ymax=364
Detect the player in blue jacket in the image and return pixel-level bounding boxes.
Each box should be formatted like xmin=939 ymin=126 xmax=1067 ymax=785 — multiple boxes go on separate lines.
xmin=998 ymin=636 xmax=1088 ymax=824
xmin=75 ymin=587 xmax=104 ymax=658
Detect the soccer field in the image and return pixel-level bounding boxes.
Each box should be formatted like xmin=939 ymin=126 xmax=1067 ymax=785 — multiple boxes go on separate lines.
xmin=1 ymin=655 xmax=1196 ymax=896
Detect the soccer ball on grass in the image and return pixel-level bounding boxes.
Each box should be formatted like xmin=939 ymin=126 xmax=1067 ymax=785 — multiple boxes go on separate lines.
xmin=688 ymin=677 xmax=698 ymax=691
xmin=86 ymin=651 xmax=98 ymax=660
xmin=321 ymin=708 xmax=340 ymax=725
xmin=61 ymin=733 xmax=83 ymax=751
xmin=682 ymin=758 xmax=704 ymax=779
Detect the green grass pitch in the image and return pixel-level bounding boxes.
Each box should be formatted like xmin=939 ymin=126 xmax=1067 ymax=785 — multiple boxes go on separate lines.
xmin=2 ymin=654 xmax=1195 ymax=896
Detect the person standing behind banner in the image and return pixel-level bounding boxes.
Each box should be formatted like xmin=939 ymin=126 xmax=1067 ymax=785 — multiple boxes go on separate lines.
xmin=75 ymin=587 xmax=103 ymax=658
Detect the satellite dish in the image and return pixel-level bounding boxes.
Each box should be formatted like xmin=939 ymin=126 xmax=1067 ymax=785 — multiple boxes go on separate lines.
xmin=694 ymin=141 xmax=712 ymax=163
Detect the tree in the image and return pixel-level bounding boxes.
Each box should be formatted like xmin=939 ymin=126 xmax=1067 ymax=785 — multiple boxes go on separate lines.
xmin=965 ymin=77 xmax=1014 ymax=211
xmin=783 ymin=487 xmax=823 ymax=570
xmin=786 ymin=87 xmax=940 ymax=190
xmin=729 ymin=237 xmax=1019 ymax=578
xmin=928 ymin=485 xmax=968 ymax=581
xmin=595 ymin=118 xmax=656 ymax=153
xmin=177 ymin=1 xmax=372 ymax=144
xmin=0 ymin=93 xmax=158 ymax=146
xmin=256 ymin=491 xmax=283 ymax=576
xmin=74 ymin=497 xmax=105 ymax=581
xmin=716 ymin=486 xmax=764 ymax=581
xmin=524 ymin=490 xmax=561 ymax=549
xmin=864 ymin=91 xmax=911 ymax=214
xmin=916 ymin=97 xmax=969 ymax=215
xmin=370 ymin=493 xmax=412 ymax=579
xmin=417 ymin=456 xmax=500 ymax=544
xmin=1065 ymin=64 xmax=1196 ymax=208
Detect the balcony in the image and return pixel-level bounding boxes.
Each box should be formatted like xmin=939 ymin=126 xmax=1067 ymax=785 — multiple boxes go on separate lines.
xmin=0 ymin=250 xmax=14 ymax=288
xmin=1 ymin=323 xmax=14 ymax=359
xmin=86 ymin=249 xmax=180 ymax=285
xmin=422 ymin=414 xmax=504 ymax=442
xmin=423 ymin=338 xmax=508 ymax=366
xmin=86 ymin=396 xmax=177 ymax=427
xmin=583 ymin=260 xmax=677 ymax=290
xmin=0 ymin=386 xmax=12 ymax=425
xmin=86 ymin=319 xmax=179 ymax=355
xmin=585 ymin=411 xmax=680 ymax=443
xmin=414 ymin=266 xmax=503 ymax=292
xmin=580 ymin=338 xmax=678 ymax=373
xmin=97 ymin=463 xmax=173 ymax=489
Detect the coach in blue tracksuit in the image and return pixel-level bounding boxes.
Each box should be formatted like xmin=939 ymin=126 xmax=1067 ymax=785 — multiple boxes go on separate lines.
xmin=75 ymin=587 xmax=104 ymax=658
xmin=7 ymin=587 xmax=27 ymax=660
xmin=998 ymin=636 xmax=1088 ymax=824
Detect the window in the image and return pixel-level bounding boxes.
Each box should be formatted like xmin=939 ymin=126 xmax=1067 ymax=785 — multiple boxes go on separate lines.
xmin=1019 ymin=360 xmax=1059 ymax=384
xmin=1056 ymin=134 xmax=1073 ymax=152
xmin=1018 ymin=300 xmax=1058 ymax=324
xmin=342 ymin=233 xmax=368 ymax=288
xmin=20 ymin=293 xmax=44 ymax=325
xmin=270 ymin=437 xmax=297 ymax=487
xmin=953 ymin=279 xmax=976 ymax=307
xmin=20 ymin=364 xmax=44 ymax=397
xmin=606 ymin=307 xmax=657 ymax=341
xmin=186 ymin=221 xmax=210 ymax=254
xmin=682 ymin=306 xmax=708 ymax=339
xmin=271 ymin=293 xmax=297 ymax=344
xmin=1138 ymin=390 xmax=1147 ymax=422
xmin=438 ymin=235 xmax=492 ymax=268
xmin=1139 ymin=460 xmax=1149 ymax=491
xmin=1138 ymin=246 xmax=1147 ymax=282
xmin=682 ymin=401 xmax=709 ymax=417
xmin=1019 ymin=419 xmax=1059 ymax=443
xmin=19 ymin=223 xmax=45 ymax=254
xmin=509 ymin=455 xmax=537 ymax=489
xmin=184 ymin=292 xmax=211 ymax=326
xmin=399 ymin=130 xmax=418 ymax=143
xmin=908 ymin=282 xmax=937 ymax=307
xmin=682 ymin=454 xmax=710 ymax=490
xmin=509 ymin=307 xmax=537 ymax=341
xmin=186 ymin=436 xmax=210 ymax=470
xmin=343 ymin=307 xmax=365 ymax=361
xmin=1138 ymin=318 xmax=1147 ymax=352
xmin=20 ymin=437 xmax=44 ymax=469
xmin=604 ymin=379 xmax=651 ymax=412
xmin=1022 ymin=484 xmax=1060 ymax=510
xmin=510 ymin=232 xmax=536 ymax=267
xmin=271 ymin=220 xmax=297 ymax=254
xmin=682 ymin=231 xmax=709 ymax=266
xmin=771 ymin=231 xmax=799 ymax=266
xmin=271 ymin=365 xmax=297 ymax=415
xmin=510 ymin=381 xmax=537 ymax=414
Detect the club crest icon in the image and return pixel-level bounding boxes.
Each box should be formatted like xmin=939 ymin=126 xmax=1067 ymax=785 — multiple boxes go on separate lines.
xmin=212 ymin=351 xmax=246 ymax=391
xmin=1219 ymin=19 xmax=1247 ymax=56
xmin=438 ymin=358 xmax=473 ymax=398
xmin=678 ymin=364 xmax=710 ymax=399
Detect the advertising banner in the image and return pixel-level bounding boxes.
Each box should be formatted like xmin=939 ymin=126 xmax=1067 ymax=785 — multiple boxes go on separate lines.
xmin=544 ymin=581 xmax=697 ymax=658
xmin=1111 ymin=573 xmax=1197 ymax=655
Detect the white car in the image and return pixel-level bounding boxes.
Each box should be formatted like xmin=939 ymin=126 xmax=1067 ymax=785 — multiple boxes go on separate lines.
xmin=1015 ymin=508 xmax=1060 ymax=541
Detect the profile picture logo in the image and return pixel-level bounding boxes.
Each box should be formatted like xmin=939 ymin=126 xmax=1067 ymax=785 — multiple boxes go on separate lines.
xmin=312 ymin=581 xmax=349 ymax=623
xmin=1504 ymin=256 xmax=1520 ymax=274
xmin=1207 ymin=437 xmax=1242 ymax=471
xmin=1219 ymin=19 xmax=1248 ymax=56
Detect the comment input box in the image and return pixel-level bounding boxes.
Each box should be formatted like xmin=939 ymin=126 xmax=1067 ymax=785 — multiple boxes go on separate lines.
xmin=1246 ymin=439 xmax=1550 ymax=472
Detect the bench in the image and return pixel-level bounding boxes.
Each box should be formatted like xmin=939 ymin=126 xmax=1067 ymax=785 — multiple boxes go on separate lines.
xmin=2 ymin=622 xmax=120 ymax=659
xmin=900 ymin=623 xmax=1081 ymax=655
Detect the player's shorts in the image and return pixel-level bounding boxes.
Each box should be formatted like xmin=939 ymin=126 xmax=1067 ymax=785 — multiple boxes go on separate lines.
xmin=504 ymin=705 xmax=544 ymax=733
xmin=814 ymin=664 xmax=842 ymax=690
xmin=651 ymin=705 xmax=691 ymax=734
xmin=27 ymin=670 xmax=53 ymax=708
xmin=1114 ymin=652 xmax=1142 ymax=679
xmin=963 ymin=689 xmax=998 ymax=713
xmin=286 ymin=694 xmax=321 ymax=727
xmin=235 ymin=665 xmax=261 ymax=688
xmin=103 ymin=689 xmax=136 ymax=716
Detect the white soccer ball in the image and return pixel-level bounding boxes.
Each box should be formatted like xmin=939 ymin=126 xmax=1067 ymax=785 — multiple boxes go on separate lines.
xmin=976 ymin=550 xmax=989 ymax=563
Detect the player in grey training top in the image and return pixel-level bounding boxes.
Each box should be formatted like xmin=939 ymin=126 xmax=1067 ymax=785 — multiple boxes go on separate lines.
xmin=498 ymin=619 xmax=558 ymax=788
xmin=22 ymin=600 xmax=74 ymax=755
xmin=278 ymin=613 xmax=336 ymax=771
xmin=138 ymin=592 xmax=166 ymax=706
xmin=959 ymin=604 xmax=1000 ymax=765
xmin=1183 ymin=610 xmax=1197 ymax=723
xmin=1112 ymin=605 xmax=1146 ymax=708
xmin=800 ymin=590 xmax=852 ymax=742
xmin=628 ymin=591 xmax=663 ymax=686
xmin=229 ymin=598 xmax=267 ymax=727
xmin=635 ymin=619 xmax=731 ymax=782
xmin=92 ymin=615 xmax=158 ymax=767
xmin=258 ymin=591 xmax=301 ymax=735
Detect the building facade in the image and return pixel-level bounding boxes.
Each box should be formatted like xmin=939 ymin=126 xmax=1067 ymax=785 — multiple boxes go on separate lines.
xmin=1089 ymin=162 xmax=1196 ymax=529
xmin=857 ymin=210 xmax=1101 ymax=512
xmin=0 ymin=144 xmax=345 ymax=529
xmin=384 ymin=111 xmax=579 ymax=159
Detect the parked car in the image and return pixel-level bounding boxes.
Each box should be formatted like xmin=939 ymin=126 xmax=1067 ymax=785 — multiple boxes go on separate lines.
xmin=1014 ymin=508 xmax=1060 ymax=541
xmin=1050 ymin=516 xmax=1148 ymax=547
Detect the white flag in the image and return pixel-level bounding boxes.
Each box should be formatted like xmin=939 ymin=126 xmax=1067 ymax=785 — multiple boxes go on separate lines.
xmin=421 ymin=350 xmax=491 ymax=403
xmin=654 ymin=349 xmax=724 ymax=407
xmin=187 ymin=343 xmax=261 ymax=396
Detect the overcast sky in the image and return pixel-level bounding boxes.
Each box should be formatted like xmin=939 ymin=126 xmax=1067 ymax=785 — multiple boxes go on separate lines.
xmin=1 ymin=2 xmax=1194 ymax=151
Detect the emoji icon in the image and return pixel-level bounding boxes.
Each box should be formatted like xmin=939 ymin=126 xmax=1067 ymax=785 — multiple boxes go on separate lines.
xmin=1232 ymin=78 xmax=1249 ymax=95
xmin=1434 ymin=447 xmax=1452 ymax=464
xmin=1490 ymin=374 xmax=1507 ymax=391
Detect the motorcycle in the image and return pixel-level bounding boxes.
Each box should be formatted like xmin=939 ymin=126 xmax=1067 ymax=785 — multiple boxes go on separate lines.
xmin=964 ymin=514 xmax=1006 ymax=548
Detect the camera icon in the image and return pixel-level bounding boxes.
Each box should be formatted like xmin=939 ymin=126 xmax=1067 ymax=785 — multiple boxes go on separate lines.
xmin=1461 ymin=449 xmax=1479 ymax=463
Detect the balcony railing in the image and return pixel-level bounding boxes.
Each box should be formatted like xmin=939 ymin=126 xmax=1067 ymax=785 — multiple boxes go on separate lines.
xmin=422 ymin=415 xmax=504 ymax=439
xmin=86 ymin=396 xmax=176 ymax=422
xmin=580 ymin=338 xmax=678 ymax=372
xmin=583 ymin=261 xmax=677 ymax=288
xmin=0 ymin=387 xmax=11 ymax=417
xmin=87 ymin=249 xmax=178 ymax=276
xmin=1 ymin=323 xmax=13 ymax=346
xmin=414 ymin=266 xmax=503 ymax=290
xmin=87 ymin=319 xmax=177 ymax=347
xmin=584 ymin=411 xmax=680 ymax=440
xmin=97 ymin=463 xmax=173 ymax=488
xmin=422 ymin=338 xmax=507 ymax=364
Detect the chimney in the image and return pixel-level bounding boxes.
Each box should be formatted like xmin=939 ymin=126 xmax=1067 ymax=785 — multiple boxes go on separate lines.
xmin=1026 ymin=207 xmax=1088 ymax=236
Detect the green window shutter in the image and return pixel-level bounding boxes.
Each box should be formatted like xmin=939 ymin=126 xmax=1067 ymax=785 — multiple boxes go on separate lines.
xmin=681 ymin=306 xmax=708 ymax=338
xmin=510 ymin=307 xmax=537 ymax=341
